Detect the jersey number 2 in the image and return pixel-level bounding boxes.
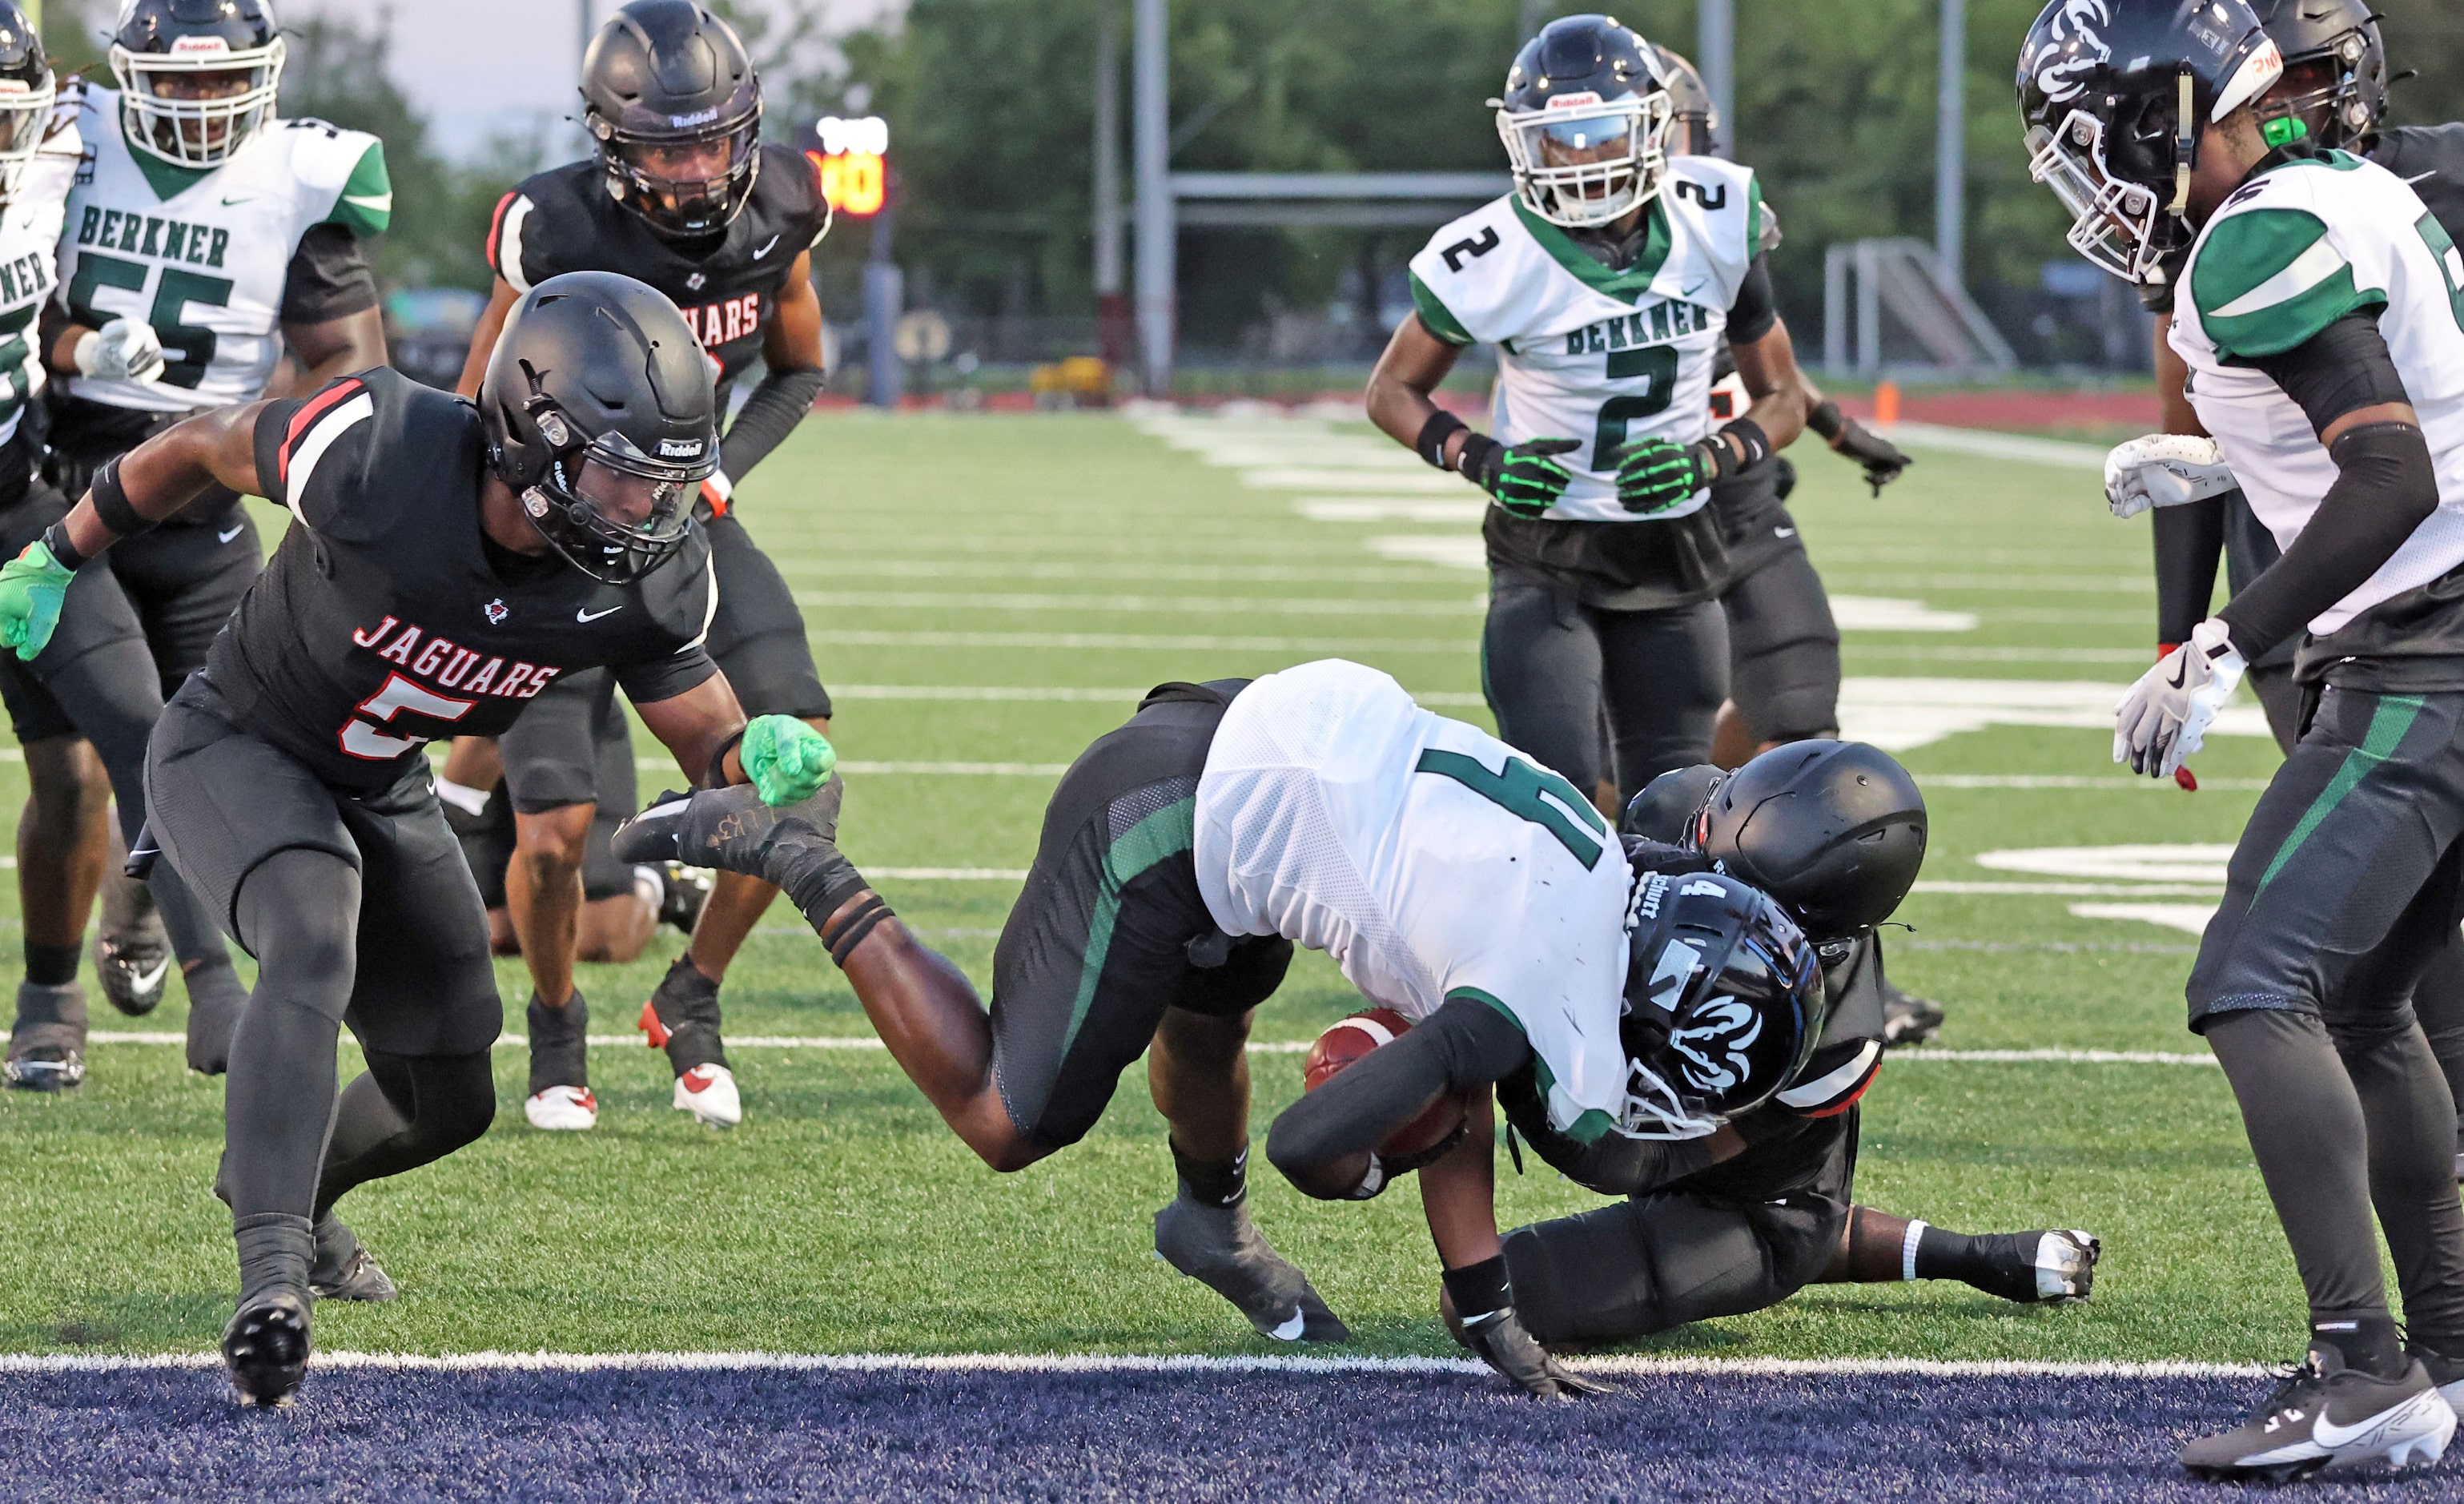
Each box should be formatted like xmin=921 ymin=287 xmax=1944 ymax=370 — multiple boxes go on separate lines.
xmin=1592 ymin=345 xmax=1678 ymax=469
xmin=1414 ymin=749 xmax=1608 ymax=869
xmin=66 ymin=253 xmax=233 ymax=390
xmin=340 ymin=674 xmax=476 ymax=760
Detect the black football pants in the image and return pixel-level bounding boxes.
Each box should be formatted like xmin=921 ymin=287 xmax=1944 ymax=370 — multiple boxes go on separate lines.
xmin=1481 ymin=583 xmax=1727 ymax=810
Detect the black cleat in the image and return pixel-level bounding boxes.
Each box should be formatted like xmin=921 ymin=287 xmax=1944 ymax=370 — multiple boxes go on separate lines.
xmin=6 ymin=980 xmax=88 ymax=1092
xmin=658 ymin=863 xmax=712 ymax=935
xmin=2180 ymin=1348 xmax=2454 ymax=1481
xmin=1155 ymin=1191 xmax=1349 ymax=1343
xmin=1880 ymin=982 xmax=1945 ymax=1048
xmin=1968 ymin=1229 xmax=2099 ymax=1304
xmin=308 ymin=1216 xmax=396 ymax=1304
xmin=2411 ymin=1342 xmax=2464 ymax=1422
xmin=220 ymin=1292 xmax=312 ymax=1407
xmin=93 ymin=912 xmax=171 ymax=1018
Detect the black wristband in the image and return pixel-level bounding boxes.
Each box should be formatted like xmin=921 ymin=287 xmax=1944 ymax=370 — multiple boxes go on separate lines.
xmin=1454 ymin=432 xmax=1503 ymax=489
xmin=821 ymin=891 xmax=894 ymax=967
xmin=1441 ymin=1254 xmax=1513 ymax=1323
xmin=1414 ymin=410 xmax=1469 ymax=469
xmin=704 ymin=726 xmax=747 ymax=790
xmin=1717 ymin=417 xmax=1772 ymax=471
xmin=87 ymin=457 xmax=156 ymax=539
xmin=37 ymin=520 xmax=86 ymax=572
xmin=788 ymin=842 xmax=874 ymax=943
xmin=1807 ymin=400 xmax=1845 ymax=442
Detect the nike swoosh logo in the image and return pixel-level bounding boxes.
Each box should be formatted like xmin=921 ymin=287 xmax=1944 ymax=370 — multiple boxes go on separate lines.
xmin=1682 ymin=279 xmax=1707 ymax=296
xmin=753 ymin=233 xmax=782 ymax=259
xmin=220 ymin=195 xmax=251 ymax=206
xmin=1774 ymin=526 xmax=1795 ymax=538
xmin=1268 ymin=1309 xmax=1306 ymax=1341
xmin=2313 ymin=1392 xmax=2437 ymax=1450
xmin=2165 ymin=657 xmax=2190 ymax=690
xmin=123 ymin=955 xmax=171 ymax=991
xmin=577 ymin=605 xmax=624 ymax=623
xmin=216 ymin=524 xmax=244 ymax=543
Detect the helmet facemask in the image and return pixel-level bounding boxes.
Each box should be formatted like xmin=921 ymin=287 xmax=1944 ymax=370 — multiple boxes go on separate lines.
xmin=0 ymin=69 xmax=54 ymax=201
xmin=2026 ymin=82 xmax=2194 ymax=284
xmin=593 ymin=99 xmax=763 ymax=239
xmin=2265 ymin=43 xmax=2376 ymax=151
xmin=509 ymin=391 xmax=709 ymax=585
xmin=111 ymin=34 xmax=283 ymax=168
xmin=1497 ymin=89 xmax=1673 ymax=230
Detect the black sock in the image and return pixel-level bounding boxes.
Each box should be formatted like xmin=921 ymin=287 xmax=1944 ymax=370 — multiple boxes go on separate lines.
xmin=2312 ymin=1312 xmax=2407 ymax=1380
xmin=23 ymin=942 xmax=78 ymax=987
xmin=1171 ymin=1138 xmax=1247 ymax=1208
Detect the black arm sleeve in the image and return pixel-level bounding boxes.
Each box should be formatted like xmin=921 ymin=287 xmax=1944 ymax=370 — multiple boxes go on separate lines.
xmin=717 ymin=364 xmax=829 ymax=482
xmin=279 ymin=223 xmax=380 ymax=326
xmin=2152 ymin=495 xmax=2226 ymax=648
xmin=1496 ymin=1071 xmax=1718 ymax=1194
xmin=2212 ymin=313 xmax=2434 ymax=661
xmin=1265 ymin=996 xmax=1528 ymax=1187
xmin=1726 ymin=255 xmax=1777 ymax=346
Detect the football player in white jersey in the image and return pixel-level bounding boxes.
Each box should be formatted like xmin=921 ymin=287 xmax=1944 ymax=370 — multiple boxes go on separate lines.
xmin=1365 ymin=14 xmax=1813 ymax=820
xmin=26 ymin=0 xmax=388 ymax=1073
xmin=2026 ymin=0 xmax=2464 ymax=1478
xmin=612 ymin=660 xmax=1828 ymax=1394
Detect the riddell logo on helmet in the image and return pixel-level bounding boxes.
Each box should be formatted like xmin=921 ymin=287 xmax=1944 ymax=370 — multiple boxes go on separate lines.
xmin=669 ymin=107 xmax=722 ymax=128
xmin=168 ymin=37 xmax=232 ymax=56
xmin=657 ymin=439 xmax=705 ymax=458
xmin=1545 ymin=92 xmax=1604 ymax=111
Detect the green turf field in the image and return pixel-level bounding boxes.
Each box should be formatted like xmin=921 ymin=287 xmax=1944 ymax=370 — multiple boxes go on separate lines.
xmin=0 ymin=408 xmax=2326 ymax=1365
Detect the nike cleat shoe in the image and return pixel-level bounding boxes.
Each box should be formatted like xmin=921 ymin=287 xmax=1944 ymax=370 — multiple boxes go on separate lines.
xmin=221 ymin=1290 xmax=312 ymax=1407
xmin=2412 ymin=1343 xmax=2464 ymax=1421
xmin=525 ymin=1084 xmax=599 ymax=1131
xmin=673 ymin=1063 xmax=741 ymax=1128
xmin=1155 ymin=1191 xmax=1350 ymax=1344
xmin=6 ymin=980 xmax=88 ymax=1092
xmin=308 ymin=1216 xmax=397 ymax=1304
xmin=2180 ymin=1348 xmax=2454 ymax=1482
xmin=1969 ymin=1229 xmax=2100 ymax=1303
xmin=658 ymin=863 xmax=712 ymax=936
xmin=1880 ymin=983 xmax=1946 ymax=1048
xmin=93 ymin=909 xmax=172 ymax=1018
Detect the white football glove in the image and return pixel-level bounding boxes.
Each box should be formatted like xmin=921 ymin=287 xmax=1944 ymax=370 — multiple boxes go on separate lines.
xmin=2114 ymin=618 xmax=2245 ymax=778
xmin=2103 ymin=433 xmax=2238 ymax=520
xmin=73 ymin=318 xmax=166 ymax=384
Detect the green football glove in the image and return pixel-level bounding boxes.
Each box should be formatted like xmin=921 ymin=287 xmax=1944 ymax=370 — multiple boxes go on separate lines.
xmin=1462 ymin=436 xmax=1582 ymax=519
xmin=741 ymin=714 xmax=837 ymax=806
xmin=1614 ymin=436 xmax=1716 ymax=515
xmin=0 ymin=539 xmax=74 ymax=662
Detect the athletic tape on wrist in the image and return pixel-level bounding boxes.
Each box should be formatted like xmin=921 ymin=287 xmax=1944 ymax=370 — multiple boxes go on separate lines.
xmin=704 ymin=726 xmax=747 ymax=790
xmin=1901 ymin=1218 xmax=1928 ymax=1283
xmin=1414 ymin=410 xmax=1469 ymax=469
xmin=820 ymin=891 xmax=894 ymax=967
xmin=88 ymin=458 xmax=156 ymax=539
xmin=1442 ymin=1254 xmax=1513 ymax=1322
xmin=38 ymin=520 xmax=86 ymax=572
xmin=1807 ymin=400 xmax=1845 ymax=442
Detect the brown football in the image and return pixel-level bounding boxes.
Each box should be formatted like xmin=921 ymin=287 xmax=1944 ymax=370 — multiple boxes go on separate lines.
xmin=1302 ymin=1006 xmax=1466 ymax=1159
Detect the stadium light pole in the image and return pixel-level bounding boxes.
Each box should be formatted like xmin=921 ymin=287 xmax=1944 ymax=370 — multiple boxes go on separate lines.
xmin=1132 ymin=0 xmax=1173 ymax=397
xmin=1698 ymin=0 xmax=1734 ymax=159
xmin=1937 ymin=0 xmax=1968 ymax=289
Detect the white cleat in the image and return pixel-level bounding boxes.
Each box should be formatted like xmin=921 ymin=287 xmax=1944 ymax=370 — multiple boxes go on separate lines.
xmin=525 ymin=1084 xmax=598 ymax=1131
xmin=673 ymin=1064 xmax=741 ymax=1128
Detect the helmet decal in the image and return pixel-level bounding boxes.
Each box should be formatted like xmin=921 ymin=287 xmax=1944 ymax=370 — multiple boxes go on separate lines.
xmin=1670 ymin=995 xmax=1762 ymax=1093
xmin=1646 ymin=938 xmax=1702 ymax=1013
xmin=2035 ymin=0 xmax=2113 ymax=105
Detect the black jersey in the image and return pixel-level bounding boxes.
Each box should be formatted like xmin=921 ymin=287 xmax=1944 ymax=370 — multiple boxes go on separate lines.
xmin=203 ymin=367 xmax=717 ymax=793
xmin=487 ymin=145 xmax=830 ymax=406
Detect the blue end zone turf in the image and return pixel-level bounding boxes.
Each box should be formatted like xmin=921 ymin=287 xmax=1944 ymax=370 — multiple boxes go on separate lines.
xmin=6 ymin=1361 xmax=2447 ymax=1501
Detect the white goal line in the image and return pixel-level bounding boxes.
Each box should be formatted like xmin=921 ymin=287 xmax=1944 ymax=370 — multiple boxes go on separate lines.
xmin=0 ymin=1349 xmax=2266 ymax=1379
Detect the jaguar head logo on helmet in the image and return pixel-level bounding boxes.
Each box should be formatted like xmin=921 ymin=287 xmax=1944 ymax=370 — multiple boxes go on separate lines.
xmin=109 ymin=0 xmax=285 ymax=169
xmin=1493 ymin=14 xmax=1677 ymax=230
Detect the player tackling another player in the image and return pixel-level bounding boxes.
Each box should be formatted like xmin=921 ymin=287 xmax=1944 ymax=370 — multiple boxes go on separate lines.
xmin=2028 ymin=0 xmax=2464 ymax=1479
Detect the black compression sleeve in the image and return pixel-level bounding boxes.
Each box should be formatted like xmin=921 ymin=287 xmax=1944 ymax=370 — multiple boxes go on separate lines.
xmin=1265 ymin=996 xmax=1528 ymax=1183
xmin=2217 ymin=423 xmax=2440 ymax=661
xmin=2152 ymin=494 xmax=2225 ymax=649
xmin=2245 ymin=308 xmax=2411 ymax=436
xmin=1726 ymin=255 xmax=1777 ymax=345
xmin=717 ymin=366 xmax=828 ymax=482
xmin=279 ymin=223 xmax=380 ymax=325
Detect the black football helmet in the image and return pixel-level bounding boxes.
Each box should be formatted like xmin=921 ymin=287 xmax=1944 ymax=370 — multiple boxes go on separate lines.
xmin=109 ymin=0 xmax=284 ymax=169
xmin=582 ymin=0 xmax=763 ymax=239
xmin=1693 ymin=741 xmax=1928 ymax=939
xmin=0 ymin=3 xmax=51 ymax=201
xmin=2253 ymin=0 xmax=2386 ymax=151
xmin=1494 ymin=14 xmax=1674 ymax=229
xmin=479 ymin=271 xmax=717 ymax=585
xmin=1646 ymin=42 xmax=1718 ymax=157
xmin=2017 ymin=0 xmax=2285 ymax=284
xmin=1622 ymin=870 xmax=1826 ymax=1139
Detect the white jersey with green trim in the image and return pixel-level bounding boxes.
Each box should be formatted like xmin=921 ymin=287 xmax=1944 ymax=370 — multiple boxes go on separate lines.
xmin=1406 ymin=155 xmax=1765 ymax=524
xmin=0 ymin=106 xmax=81 ymax=448
xmin=2172 ymin=150 xmax=2464 ymax=635
xmin=1193 ymin=659 xmax=1635 ymax=1143
xmin=53 ymin=82 xmax=390 ymax=415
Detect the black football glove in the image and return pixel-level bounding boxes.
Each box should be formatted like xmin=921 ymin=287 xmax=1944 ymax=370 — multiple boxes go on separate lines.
xmin=1614 ymin=435 xmax=1718 ymax=514
xmin=1458 ymin=434 xmax=1582 ymax=518
xmin=1460 ymin=1306 xmax=1614 ymax=1399
xmin=612 ymin=775 xmax=844 ymax=879
xmin=1810 ymin=400 xmax=1913 ymax=496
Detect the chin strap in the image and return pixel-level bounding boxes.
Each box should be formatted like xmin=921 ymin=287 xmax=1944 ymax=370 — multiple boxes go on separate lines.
xmin=2168 ymin=69 xmax=2197 ymax=216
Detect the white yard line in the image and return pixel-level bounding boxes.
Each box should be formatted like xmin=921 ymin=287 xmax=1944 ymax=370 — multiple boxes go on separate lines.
xmin=1877 ymin=422 xmax=2108 ymax=470
xmin=1911 ymin=881 xmax=2225 ymax=897
xmin=792 ymin=590 xmax=1486 ymax=619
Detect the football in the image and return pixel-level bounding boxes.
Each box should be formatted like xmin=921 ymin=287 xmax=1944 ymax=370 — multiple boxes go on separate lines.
xmin=1301 ymin=1007 xmax=1466 ymax=1159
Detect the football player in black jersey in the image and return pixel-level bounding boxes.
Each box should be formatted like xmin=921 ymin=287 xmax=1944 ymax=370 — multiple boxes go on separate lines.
xmin=441 ymin=0 xmax=834 ymax=1132
xmin=0 ymin=271 xmax=834 ymax=1405
xmin=2127 ymin=0 xmax=2464 ymax=1181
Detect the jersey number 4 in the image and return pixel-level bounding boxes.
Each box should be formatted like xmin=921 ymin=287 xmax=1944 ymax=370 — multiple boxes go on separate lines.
xmin=1415 ymin=749 xmax=1610 ymax=869
xmin=67 ymin=253 xmax=232 ymax=390
xmin=340 ymin=674 xmax=476 ymax=760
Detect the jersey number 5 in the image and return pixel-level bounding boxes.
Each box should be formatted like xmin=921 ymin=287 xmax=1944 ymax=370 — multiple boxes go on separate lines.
xmin=340 ymin=674 xmax=477 ymax=760
xmin=66 ymin=252 xmax=233 ymax=390
xmin=1593 ymin=345 xmax=1679 ymax=470
xmin=1415 ymin=749 xmax=1609 ymax=869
